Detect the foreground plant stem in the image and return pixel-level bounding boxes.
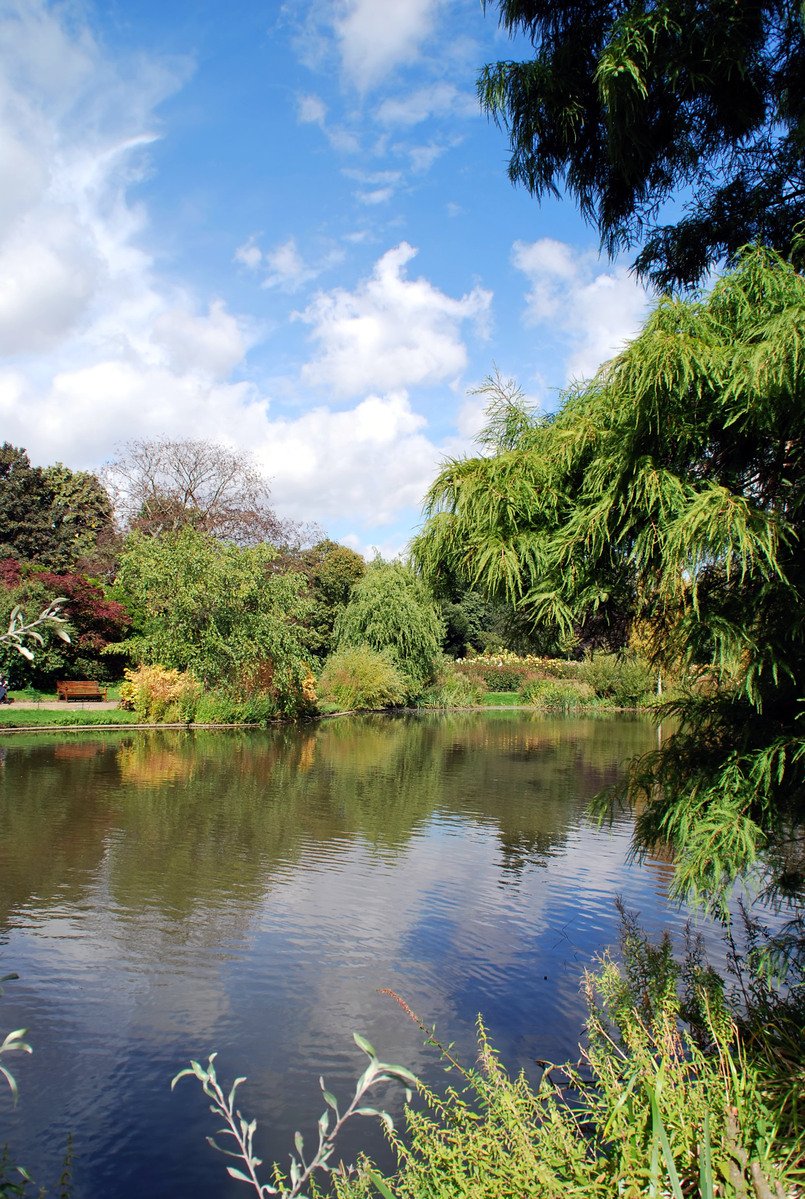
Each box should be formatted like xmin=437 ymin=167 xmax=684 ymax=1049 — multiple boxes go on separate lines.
xmin=172 ymin=1033 xmax=417 ymax=1198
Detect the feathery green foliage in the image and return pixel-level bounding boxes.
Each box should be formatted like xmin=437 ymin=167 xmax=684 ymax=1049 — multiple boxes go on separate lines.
xmin=479 ymin=0 xmax=805 ymax=290
xmin=414 ymin=247 xmax=805 ymax=930
xmin=115 ymin=528 xmax=313 ymax=714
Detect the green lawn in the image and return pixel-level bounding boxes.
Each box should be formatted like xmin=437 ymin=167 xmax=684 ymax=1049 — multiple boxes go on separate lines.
xmin=0 ymin=708 xmax=141 ymax=728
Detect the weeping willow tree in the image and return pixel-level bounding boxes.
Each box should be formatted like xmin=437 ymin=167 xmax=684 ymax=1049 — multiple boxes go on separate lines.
xmin=413 ymin=247 xmax=805 ymax=953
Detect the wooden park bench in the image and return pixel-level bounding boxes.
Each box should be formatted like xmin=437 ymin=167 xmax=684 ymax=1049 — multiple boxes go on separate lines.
xmin=56 ymin=680 xmax=108 ymax=702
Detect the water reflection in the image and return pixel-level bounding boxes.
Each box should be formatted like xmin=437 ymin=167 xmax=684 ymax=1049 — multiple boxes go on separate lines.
xmin=0 ymin=714 xmax=686 ymax=1199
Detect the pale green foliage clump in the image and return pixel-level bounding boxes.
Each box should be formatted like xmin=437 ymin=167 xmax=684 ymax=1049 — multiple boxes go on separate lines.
xmin=414 ymin=247 xmax=805 ymax=930
xmin=0 ymin=974 xmax=30 ymax=1108
xmin=518 ymin=677 xmax=597 ymax=711
xmin=318 ymin=645 xmax=408 ymax=711
xmin=115 ymin=527 xmax=313 ymax=715
xmin=179 ymin=919 xmax=801 ymax=1199
xmin=334 ymin=562 xmax=444 ymax=698
xmin=577 ymin=651 xmax=655 ymax=707
xmin=2 ymin=599 xmax=70 ymax=664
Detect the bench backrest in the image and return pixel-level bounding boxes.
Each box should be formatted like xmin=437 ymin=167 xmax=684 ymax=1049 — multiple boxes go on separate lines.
xmin=57 ymin=681 xmax=105 ymax=698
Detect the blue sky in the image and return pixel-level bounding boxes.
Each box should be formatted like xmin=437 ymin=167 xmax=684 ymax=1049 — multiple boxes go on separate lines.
xmin=0 ymin=0 xmax=651 ymax=555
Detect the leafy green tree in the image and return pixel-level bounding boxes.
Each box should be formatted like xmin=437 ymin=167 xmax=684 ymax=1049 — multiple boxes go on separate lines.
xmin=334 ymin=561 xmax=444 ymax=697
xmin=0 ymin=444 xmax=55 ymax=563
xmin=479 ymin=0 xmax=805 ymax=289
xmin=414 ymin=246 xmax=805 ymax=941
xmin=115 ymin=527 xmax=312 ymax=712
xmin=43 ymin=464 xmax=117 ymax=574
xmin=282 ymin=539 xmax=366 ymax=660
xmin=0 ymin=445 xmax=116 ymax=573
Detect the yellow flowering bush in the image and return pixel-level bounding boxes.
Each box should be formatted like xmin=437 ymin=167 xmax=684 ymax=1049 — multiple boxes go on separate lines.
xmin=119 ymin=664 xmax=201 ymax=723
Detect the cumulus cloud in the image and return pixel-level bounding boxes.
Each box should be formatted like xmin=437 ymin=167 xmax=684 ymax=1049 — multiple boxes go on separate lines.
xmin=0 ymin=3 xmax=267 ymax=460
xmin=152 ymin=300 xmax=253 ymax=378
xmin=299 ymin=242 xmax=491 ymax=397
xmin=257 ymin=391 xmax=440 ymax=527
xmin=512 ymin=238 xmax=650 ymax=381
xmin=0 ymin=2 xmax=481 ymax=541
xmin=334 ymin=0 xmax=443 ymax=90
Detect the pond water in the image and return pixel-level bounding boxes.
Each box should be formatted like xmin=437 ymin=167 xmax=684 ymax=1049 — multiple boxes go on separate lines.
xmin=0 ymin=712 xmax=714 ymax=1198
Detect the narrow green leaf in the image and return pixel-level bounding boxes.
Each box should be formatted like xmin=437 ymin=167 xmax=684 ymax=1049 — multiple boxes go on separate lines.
xmin=365 ymin=1169 xmax=396 ymax=1199
xmin=353 ymin=1032 xmax=377 ymax=1059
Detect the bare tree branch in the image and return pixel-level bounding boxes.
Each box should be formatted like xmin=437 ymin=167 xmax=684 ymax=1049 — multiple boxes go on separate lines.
xmin=103 ymin=438 xmax=299 ymax=546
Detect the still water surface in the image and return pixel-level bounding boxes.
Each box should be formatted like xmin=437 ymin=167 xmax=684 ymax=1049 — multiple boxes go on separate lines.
xmin=0 ymin=712 xmax=708 ymax=1197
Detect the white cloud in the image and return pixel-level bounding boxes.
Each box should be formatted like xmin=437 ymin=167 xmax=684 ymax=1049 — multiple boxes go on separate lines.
xmin=0 ymin=3 xmax=268 ymax=460
xmin=235 ymin=235 xmax=345 ymax=291
xmin=234 ymin=237 xmax=263 ymax=270
xmin=512 ymin=238 xmax=650 ymax=381
xmin=0 ymin=3 xmax=489 ymax=543
xmin=263 ymin=238 xmax=312 ymax=288
xmin=257 ymin=391 xmax=440 ymax=527
xmin=356 ymin=186 xmax=394 ymax=205
xmin=375 ymin=82 xmax=476 ymax=127
xmin=344 ymin=165 xmax=401 ymax=202
xmin=152 ymin=300 xmax=253 ymax=378
xmin=334 ymin=0 xmax=443 ymax=90
xmin=406 ymin=142 xmax=446 ymax=173
xmin=298 ymin=242 xmax=492 ymax=397
xmin=297 ymin=92 xmax=327 ymax=126
xmin=293 ymin=89 xmax=360 ymax=155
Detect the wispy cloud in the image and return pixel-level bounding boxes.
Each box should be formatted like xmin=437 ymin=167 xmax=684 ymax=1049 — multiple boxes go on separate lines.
xmin=375 ymin=81 xmax=476 ymax=126
xmin=234 ymin=235 xmax=345 ymax=291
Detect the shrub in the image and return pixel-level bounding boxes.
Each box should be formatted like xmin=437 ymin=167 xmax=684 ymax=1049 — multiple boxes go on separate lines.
xmin=518 ymin=678 xmax=597 ymax=711
xmin=338 ymin=927 xmax=795 ymax=1199
xmin=577 ymin=650 xmax=656 ymax=707
xmin=418 ymin=665 xmax=485 ymax=708
xmin=452 ymin=652 xmax=583 ymax=692
xmin=119 ymin=664 xmax=201 ymax=723
xmin=182 ymin=916 xmax=799 ymax=1199
xmin=318 ymin=645 xmax=408 ymax=711
xmin=193 ymin=690 xmax=281 ymax=725
xmin=0 ymin=560 xmax=130 ymax=689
